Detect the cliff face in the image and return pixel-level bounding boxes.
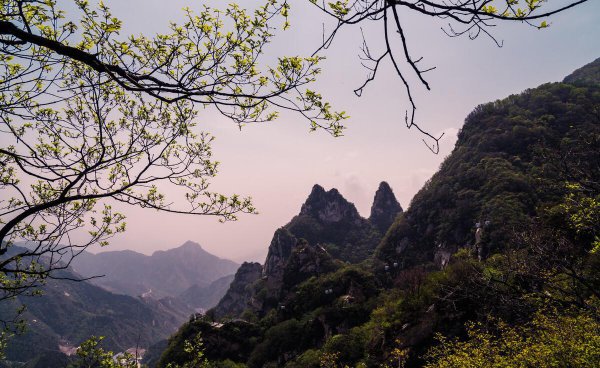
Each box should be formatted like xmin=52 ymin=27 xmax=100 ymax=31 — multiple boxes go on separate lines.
xmin=281 ymin=240 xmax=338 ymax=292
xmin=299 ymin=184 xmax=362 ymax=224
xmin=212 ymin=262 xmax=262 ymax=319
xmin=369 ymin=181 xmax=403 ymax=234
xmin=212 ymin=182 xmax=401 ymax=319
xmin=286 ymin=184 xmax=381 ymax=263
xmin=262 ymin=228 xmax=298 ymax=281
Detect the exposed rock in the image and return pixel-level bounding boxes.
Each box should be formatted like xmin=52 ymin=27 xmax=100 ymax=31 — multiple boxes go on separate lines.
xmin=282 ymin=241 xmax=337 ymax=291
xmin=300 ymin=184 xmax=361 ymax=224
xmin=433 ymin=245 xmax=454 ymax=269
xmin=287 ymin=184 xmax=381 ymax=263
xmin=212 ymin=262 xmax=262 ymax=319
xmin=210 ymin=183 xmax=400 ymax=320
xmin=369 ymin=181 xmax=403 ymax=234
xmin=263 ymin=228 xmax=298 ymax=280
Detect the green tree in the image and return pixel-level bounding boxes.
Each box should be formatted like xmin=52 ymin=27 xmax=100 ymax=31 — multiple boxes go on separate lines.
xmin=68 ymin=336 xmax=136 ymax=368
xmin=0 ymin=0 xmax=346 ymax=305
xmin=164 ymin=334 xmax=211 ymax=368
xmin=70 ymin=334 xmax=214 ymax=368
xmin=425 ymin=309 xmax=600 ymax=368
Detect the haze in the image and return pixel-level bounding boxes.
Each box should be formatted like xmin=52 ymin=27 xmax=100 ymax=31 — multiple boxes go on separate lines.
xmin=84 ymin=0 xmax=600 ymax=262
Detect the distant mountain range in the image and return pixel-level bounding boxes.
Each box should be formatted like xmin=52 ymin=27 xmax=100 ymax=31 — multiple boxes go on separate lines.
xmin=1 ymin=241 xmax=240 ymax=366
xmin=155 ymin=59 xmax=600 ymax=368
xmin=0 ymin=256 xmax=188 ymax=365
xmin=73 ymin=241 xmax=239 ymax=300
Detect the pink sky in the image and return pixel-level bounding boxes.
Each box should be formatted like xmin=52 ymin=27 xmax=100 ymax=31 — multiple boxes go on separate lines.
xmin=85 ymin=0 xmax=600 ymax=262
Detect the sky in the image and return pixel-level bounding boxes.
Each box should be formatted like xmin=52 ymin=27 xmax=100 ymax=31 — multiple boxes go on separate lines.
xmin=85 ymin=0 xmax=600 ymax=263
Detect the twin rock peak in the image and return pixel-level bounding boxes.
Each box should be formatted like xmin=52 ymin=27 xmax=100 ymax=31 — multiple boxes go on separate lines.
xmin=300 ymin=181 xmax=402 ymax=232
xmin=213 ymin=181 xmax=402 ymax=318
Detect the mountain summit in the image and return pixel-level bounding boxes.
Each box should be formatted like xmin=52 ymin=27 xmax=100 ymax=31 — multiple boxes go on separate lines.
xmin=288 ymin=184 xmax=381 ymax=262
xmin=369 ymin=181 xmax=403 ymax=234
xmin=299 ymin=184 xmax=362 ymax=223
xmin=73 ymin=241 xmax=239 ymax=298
xmin=211 ymin=182 xmax=399 ymax=319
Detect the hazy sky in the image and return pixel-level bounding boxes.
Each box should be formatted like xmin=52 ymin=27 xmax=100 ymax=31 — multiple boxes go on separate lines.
xmin=87 ymin=0 xmax=600 ymax=262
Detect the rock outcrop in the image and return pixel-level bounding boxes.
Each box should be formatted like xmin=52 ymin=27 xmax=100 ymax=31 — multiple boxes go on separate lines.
xmin=263 ymin=228 xmax=298 ymax=280
xmin=211 ymin=182 xmax=401 ymax=320
xmin=281 ymin=240 xmax=337 ymax=291
xmin=212 ymin=262 xmax=262 ymax=319
xmin=299 ymin=184 xmax=362 ymax=224
xmin=369 ymin=181 xmax=403 ymax=234
xmin=286 ymin=185 xmax=381 ymax=263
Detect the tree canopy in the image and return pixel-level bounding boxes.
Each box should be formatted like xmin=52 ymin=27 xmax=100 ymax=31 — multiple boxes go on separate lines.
xmin=0 ymin=0 xmax=347 ymax=325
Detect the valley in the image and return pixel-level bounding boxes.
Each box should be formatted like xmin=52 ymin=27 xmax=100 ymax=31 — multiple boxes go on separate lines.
xmin=0 ymin=1 xmax=598 ymax=366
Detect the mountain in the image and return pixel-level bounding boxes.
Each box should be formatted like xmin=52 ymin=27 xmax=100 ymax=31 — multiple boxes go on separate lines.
xmin=563 ymin=56 xmax=600 ymax=85
xmin=286 ymin=184 xmax=383 ymax=263
xmin=375 ymin=59 xmax=600 ymax=269
xmin=369 ymin=181 xmax=403 ymax=234
xmin=73 ymin=241 xmax=239 ymax=300
xmin=210 ymin=182 xmax=399 ymax=319
xmin=211 ymin=262 xmax=263 ymax=319
xmin=178 ymin=274 xmax=236 ymax=313
xmin=155 ymin=59 xmax=600 ymax=368
xmin=0 ymin=256 xmax=189 ymax=366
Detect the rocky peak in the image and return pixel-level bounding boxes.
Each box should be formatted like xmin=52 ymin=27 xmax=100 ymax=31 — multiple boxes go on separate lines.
xmin=300 ymin=184 xmax=361 ymax=223
xmin=212 ymin=262 xmax=262 ymax=319
xmin=234 ymin=262 xmax=262 ymax=283
xmin=369 ymin=181 xmax=403 ymax=234
xmin=263 ymin=228 xmax=298 ymax=280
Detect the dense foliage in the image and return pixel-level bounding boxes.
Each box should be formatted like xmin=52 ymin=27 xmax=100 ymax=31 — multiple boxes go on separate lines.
xmin=0 ymin=262 xmax=187 ymax=364
xmin=7 ymin=60 xmax=598 ymax=368
xmin=425 ymin=309 xmax=600 ymax=368
xmin=154 ymin=59 xmax=600 ymax=368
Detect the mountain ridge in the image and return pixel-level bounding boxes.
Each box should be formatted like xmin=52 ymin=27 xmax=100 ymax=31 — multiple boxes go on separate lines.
xmin=211 ymin=182 xmax=400 ymax=319
xmin=0 ymin=248 xmax=190 ymax=366
xmin=156 ymin=58 xmax=600 ymax=368
xmin=72 ymin=241 xmax=239 ymax=299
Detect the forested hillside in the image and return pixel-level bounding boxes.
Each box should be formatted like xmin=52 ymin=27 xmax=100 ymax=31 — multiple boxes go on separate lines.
xmin=150 ymin=58 xmax=600 ymax=368
xmin=0 ymin=240 xmax=242 ymax=366
xmin=0 ymin=256 xmax=189 ymax=366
